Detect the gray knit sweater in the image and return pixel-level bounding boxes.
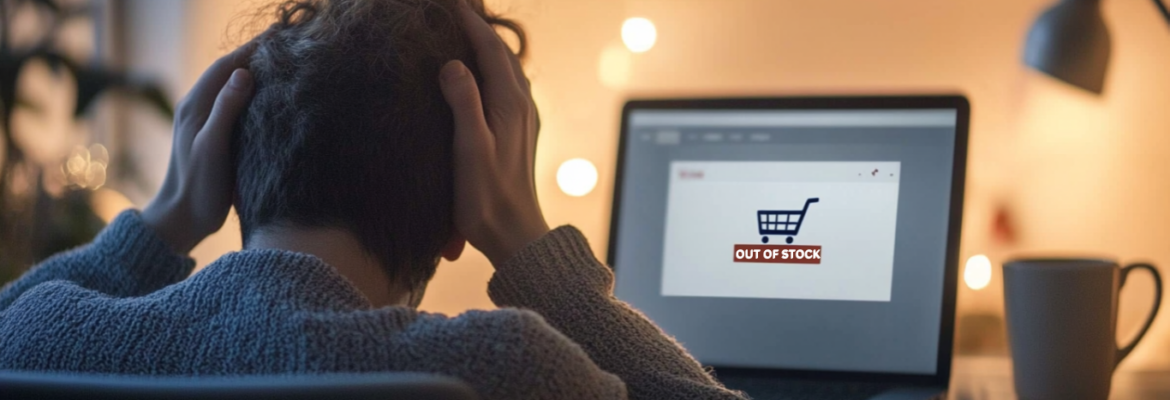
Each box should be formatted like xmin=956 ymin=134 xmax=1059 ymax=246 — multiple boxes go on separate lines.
xmin=0 ymin=210 xmax=744 ymax=399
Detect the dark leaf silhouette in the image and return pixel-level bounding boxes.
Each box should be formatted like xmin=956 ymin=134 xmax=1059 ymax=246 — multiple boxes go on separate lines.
xmin=0 ymin=0 xmax=173 ymax=282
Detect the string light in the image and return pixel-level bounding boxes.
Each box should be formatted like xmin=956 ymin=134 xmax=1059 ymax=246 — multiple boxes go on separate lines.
xmin=556 ymin=158 xmax=598 ymax=197
xmin=621 ymin=17 xmax=657 ymax=53
xmin=964 ymin=254 xmax=993 ymax=290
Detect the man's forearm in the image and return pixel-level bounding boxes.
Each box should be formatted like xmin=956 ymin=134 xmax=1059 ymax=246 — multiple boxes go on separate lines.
xmin=488 ymin=226 xmax=746 ymax=399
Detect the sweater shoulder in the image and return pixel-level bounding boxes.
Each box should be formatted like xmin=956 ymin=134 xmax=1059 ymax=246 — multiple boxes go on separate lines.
xmin=396 ymin=308 xmax=573 ymax=354
xmin=447 ymin=308 xmax=566 ymax=348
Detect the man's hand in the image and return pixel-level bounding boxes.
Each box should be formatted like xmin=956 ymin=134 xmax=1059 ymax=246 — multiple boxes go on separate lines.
xmin=440 ymin=1 xmax=550 ymax=266
xmin=142 ymin=45 xmax=256 ymax=255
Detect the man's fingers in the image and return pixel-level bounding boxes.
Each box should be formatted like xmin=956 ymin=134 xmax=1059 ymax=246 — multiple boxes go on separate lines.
xmin=192 ymin=69 xmax=254 ymax=154
xmin=504 ymin=45 xmax=530 ymax=96
xmin=440 ymin=60 xmax=493 ymax=155
xmin=177 ymin=42 xmax=257 ymax=135
xmin=456 ymin=1 xmax=523 ymax=102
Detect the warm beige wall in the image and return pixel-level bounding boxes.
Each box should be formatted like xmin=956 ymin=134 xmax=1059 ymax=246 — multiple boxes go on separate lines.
xmin=134 ymin=0 xmax=1170 ymax=370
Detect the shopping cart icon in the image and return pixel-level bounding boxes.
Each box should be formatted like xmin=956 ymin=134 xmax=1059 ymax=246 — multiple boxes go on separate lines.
xmin=757 ymin=198 xmax=819 ymax=244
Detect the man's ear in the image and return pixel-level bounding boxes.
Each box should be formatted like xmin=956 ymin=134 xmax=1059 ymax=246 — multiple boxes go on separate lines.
xmin=440 ymin=230 xmax=467 ymax=262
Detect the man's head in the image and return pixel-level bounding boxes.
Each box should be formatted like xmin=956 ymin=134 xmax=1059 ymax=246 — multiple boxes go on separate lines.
xmin=233 ymin=0 xmax=524 ymax=290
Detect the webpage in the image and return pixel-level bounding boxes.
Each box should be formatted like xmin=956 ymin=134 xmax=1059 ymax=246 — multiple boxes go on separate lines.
xmin=661 ymin=161 xmax=900 ymax=302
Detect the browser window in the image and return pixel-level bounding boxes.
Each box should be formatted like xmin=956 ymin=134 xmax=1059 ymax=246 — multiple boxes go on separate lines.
xmin=662 ymin=161 xmax=900 ymax=302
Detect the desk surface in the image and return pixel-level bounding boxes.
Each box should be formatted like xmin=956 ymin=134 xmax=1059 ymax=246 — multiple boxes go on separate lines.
xmin=949 ymin=356 xmax=1170 ymax=400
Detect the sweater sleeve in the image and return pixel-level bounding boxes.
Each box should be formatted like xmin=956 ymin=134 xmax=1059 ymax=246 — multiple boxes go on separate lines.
xmin=394 ymin=309 xmax=630 ymax=400
xmin=0 ymin=209 xmax=194 ymax=310
xmin=487 ymin=226 xmax=747 ymax=400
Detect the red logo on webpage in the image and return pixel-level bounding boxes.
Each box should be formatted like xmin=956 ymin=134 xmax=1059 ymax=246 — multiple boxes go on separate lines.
xmin=678 ymin=169 xmax=704 ymax=180
xmin=733 ymin=198 xmax=822 ymax=264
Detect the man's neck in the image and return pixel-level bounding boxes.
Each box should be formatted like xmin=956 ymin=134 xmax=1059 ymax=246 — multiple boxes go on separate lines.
xmin=246 ymin=227 xmax=412 ymax=308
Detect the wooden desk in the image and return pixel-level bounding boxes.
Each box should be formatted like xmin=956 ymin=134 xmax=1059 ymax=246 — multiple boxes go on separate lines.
xmin=949 ymin=356 xmax=1170 ymax=399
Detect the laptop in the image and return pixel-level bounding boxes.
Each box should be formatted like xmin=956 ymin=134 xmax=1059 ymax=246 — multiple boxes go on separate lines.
xmin=607 ymin=96 xmax=969 ymax=400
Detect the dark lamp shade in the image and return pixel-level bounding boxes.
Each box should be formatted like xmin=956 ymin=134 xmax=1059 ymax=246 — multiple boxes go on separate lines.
xmin=1023 ymin=0 xmax=1112 ymax=94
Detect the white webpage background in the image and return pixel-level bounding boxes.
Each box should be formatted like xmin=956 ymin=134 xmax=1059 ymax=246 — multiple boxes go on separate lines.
xmin=661 ymin=161 xmax=901 ymax=302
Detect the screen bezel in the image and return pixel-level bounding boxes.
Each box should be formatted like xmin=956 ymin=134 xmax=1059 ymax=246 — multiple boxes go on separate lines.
xmin=605 ymin=95 xmax=969 ymax=387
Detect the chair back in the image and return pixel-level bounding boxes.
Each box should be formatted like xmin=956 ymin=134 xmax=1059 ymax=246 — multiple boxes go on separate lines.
xmin=0 ymin=370 xmax=479 ymax=400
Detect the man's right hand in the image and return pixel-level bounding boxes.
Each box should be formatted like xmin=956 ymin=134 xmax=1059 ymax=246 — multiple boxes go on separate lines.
xmin=142 ymin=44 xmax=256 ymax=255
xmin=440 ymin=1 xmax=549 ymax=267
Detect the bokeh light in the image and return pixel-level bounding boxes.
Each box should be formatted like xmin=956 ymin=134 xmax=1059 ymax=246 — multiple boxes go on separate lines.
xmin=621 ymin=17 xmax=656 ymax=53
xmin=556 ymin=158 xmax=598 ymax=197
xmin=598 ymin=44 xmax=632 ymax=88
xmin=61 ymin=143 xmax=108 ymax=190
xmin=964 ymin=254 xmax=993 ymax=290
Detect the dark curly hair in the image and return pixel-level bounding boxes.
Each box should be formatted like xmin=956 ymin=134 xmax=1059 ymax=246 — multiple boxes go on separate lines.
xmin=233 ymin=0 xmax=526 ymax=290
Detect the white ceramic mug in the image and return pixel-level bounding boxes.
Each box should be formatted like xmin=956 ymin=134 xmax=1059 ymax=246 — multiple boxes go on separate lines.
xmin=1003 ymin=258 xmax=1162 ymax=400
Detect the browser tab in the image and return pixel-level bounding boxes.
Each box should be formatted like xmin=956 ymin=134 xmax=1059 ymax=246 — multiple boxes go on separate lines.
xmin=655 ymin=130 xmax=680 ymax=145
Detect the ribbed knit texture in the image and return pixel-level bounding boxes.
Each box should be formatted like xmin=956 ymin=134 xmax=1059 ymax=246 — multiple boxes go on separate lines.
xmin=0 ymin=210 xmax=744 ymax=400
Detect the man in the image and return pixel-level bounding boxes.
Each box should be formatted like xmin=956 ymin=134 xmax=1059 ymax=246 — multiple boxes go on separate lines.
xmin=0 ymin=1 xmax=744 ymax=399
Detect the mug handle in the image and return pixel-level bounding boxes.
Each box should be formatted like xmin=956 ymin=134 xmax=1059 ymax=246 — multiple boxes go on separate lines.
xmin=1115 ymin=263 xmax=1163 ymax=368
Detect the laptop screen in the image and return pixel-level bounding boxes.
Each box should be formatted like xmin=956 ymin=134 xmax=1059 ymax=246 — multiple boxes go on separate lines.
xmin=610 ymin=101 xmax=962 ymax=375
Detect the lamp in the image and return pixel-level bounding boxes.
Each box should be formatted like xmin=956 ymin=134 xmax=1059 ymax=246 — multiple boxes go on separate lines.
xmin=1023 ymin=0 xmax=1170 ymax=94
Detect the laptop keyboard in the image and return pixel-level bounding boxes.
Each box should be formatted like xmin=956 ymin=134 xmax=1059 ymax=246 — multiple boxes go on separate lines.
xmin=720 ymin=376 xmax=893 ymax=400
